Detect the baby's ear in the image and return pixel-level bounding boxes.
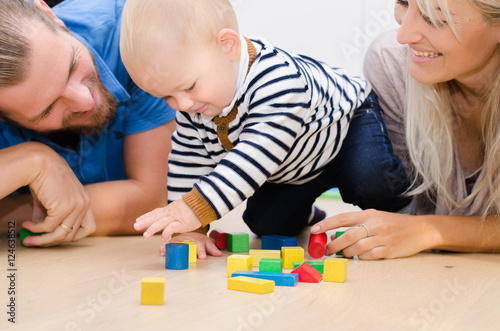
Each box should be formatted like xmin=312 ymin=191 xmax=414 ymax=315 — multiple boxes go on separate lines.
xmin=216 ymin=29 xmax=241 ymax=61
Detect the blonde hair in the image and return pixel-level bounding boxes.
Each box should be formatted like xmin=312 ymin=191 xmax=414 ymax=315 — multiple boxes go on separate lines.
xmin=406 ymin=0 xmax=500 ymax=214
xmin=120 ymin=0 xmax=238 ymax=73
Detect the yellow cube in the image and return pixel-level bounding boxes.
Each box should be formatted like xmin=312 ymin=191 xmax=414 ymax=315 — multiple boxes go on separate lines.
xmin=248 ymin=249 xmax=281 ymax=267
xmin=228 ymin=276 xmax=275 ymax=294
xmin=227 ymin=254 xmax=253 ymax=277
xmin=141 ymin=277 xmax=165 ymax=305
xmin=180 ymin=242 xmax=197 ymax=263
xmin=281 ymin=246 xmax=304 ymax=269
xmin=324 ymin=258 xmax=348 ymax=282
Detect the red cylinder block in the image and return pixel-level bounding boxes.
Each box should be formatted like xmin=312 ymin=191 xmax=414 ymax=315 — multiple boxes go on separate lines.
xmin=308 ymin=233 xmax=327 ymax=259
xmin=209 ymin=229 xmax=227 ymax=250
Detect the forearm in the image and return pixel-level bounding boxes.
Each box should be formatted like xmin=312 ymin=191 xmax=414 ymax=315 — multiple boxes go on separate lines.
xmin=424 ymin=214 xmax=500 ymax=253
xmin=85 ymin=179 xmax=167 ymax=235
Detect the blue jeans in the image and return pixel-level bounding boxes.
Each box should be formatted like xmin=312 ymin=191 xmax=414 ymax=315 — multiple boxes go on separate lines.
xmin=243 ymin=92 xmax=411 ymax=236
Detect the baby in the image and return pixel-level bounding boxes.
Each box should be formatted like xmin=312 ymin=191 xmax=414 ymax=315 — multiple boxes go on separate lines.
xmin=120 ymin=0 xmax=410 ymax=257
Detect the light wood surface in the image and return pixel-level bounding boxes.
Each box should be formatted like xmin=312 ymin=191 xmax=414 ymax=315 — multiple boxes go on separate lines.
xmin=1 ymin=198 xmax=500 ymax=330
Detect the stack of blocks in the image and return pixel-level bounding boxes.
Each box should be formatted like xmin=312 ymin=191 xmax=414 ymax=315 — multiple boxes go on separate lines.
xmin=141 ymin=231 xmax=348 ymax=300
xmin=226 ymin=233 xmax=348 ymax=294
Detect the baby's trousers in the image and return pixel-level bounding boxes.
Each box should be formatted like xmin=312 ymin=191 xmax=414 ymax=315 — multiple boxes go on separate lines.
xmin=243 ymin=92 xmax=411 ymax=237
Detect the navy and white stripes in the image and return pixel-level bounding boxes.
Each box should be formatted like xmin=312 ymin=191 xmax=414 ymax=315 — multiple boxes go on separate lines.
xmin=168 ymin=37 xmax=370 ymax=220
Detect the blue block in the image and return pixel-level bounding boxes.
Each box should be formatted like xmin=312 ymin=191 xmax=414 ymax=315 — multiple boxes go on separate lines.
xmin=165 ymin=243 xmax=189 ymax=270
xmin=261 ymin=235 xmax=297 ymax=250
xmin=231 ymin=270 xmax=299 ymax=287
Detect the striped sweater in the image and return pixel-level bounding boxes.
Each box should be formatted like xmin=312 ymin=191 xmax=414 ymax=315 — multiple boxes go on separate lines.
xmin=168 ymin=37 xmax=371 ymax=227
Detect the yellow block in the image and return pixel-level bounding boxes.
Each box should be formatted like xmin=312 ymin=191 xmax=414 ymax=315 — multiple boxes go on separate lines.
xmin=228 ymin=276 xmax=275 ymax=294
xmin=324 ymin=258 xmax=348 ymax=283
xmin=281 ymin=246 xmax=304 ymax=269
xmin=180 ymin=242 xmax=197 ymax=263
xmin=248 ymin=249 xmax=281 ymax=267
xmin=227 ymin=254 xmax=253 ymax=277
xmin=141 ymin=277 xmax=165 ymax=305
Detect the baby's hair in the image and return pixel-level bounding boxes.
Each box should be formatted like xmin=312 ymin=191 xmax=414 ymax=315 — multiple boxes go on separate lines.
xmin=121 ymin=0 xmax=238 ymax=73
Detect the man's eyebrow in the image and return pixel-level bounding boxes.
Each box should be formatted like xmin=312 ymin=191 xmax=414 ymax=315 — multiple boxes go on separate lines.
xmin=28 ymin=46 xmax=77 ymax=123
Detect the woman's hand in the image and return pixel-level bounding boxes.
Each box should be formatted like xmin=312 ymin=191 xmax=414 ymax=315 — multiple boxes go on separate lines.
xmin=310 ymin=209 xmax=434 ymax=260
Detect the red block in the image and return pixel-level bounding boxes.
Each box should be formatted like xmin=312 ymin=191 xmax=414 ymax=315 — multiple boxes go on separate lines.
xmin=308 ymin=233 xmax=327 ymax=259
xmin=291 ymin=261 xmax=323 ymax=283
xmin=209 ymin=229 xmax=227 ymax=250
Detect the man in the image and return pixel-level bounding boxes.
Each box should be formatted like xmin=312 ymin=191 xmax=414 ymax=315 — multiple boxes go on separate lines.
xmin=0 ymin=0 xmax=176 ymax=246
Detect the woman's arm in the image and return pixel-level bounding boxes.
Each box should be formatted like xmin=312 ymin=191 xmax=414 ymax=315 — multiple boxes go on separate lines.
xmin=311 ymin=210 xmax=500 ymax=260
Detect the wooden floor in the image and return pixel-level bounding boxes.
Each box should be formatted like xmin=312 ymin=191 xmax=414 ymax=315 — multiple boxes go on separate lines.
xmin=1 ymin=198 xmax=500 ymax=330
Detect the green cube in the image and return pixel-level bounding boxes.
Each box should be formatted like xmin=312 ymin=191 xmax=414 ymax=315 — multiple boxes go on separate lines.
xmin=335 ymin=231 xmax=345 ymax=256
xmin=259 ymin=258 xmax=282 ymax=273
xmin=19 ymin=228 xmax=45 ymax=247
xmin=292 ymin=260 xmax=325 ymax=274
xmin=227 ymin=233 xmax=249 ymax=252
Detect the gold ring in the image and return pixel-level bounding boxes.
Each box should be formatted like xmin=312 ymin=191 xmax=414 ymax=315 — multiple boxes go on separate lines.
xmin=59 ymin=223 xmax=73 ymax=233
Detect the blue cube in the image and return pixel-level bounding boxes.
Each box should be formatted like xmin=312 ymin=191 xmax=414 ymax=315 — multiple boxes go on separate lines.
xmin=261 ymin=235 xmax=297 ymax=250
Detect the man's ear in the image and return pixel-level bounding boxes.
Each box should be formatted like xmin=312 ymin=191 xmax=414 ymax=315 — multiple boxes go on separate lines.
xmin=33 ymin=0 xmax=67 ymax=28
xmin=216 ymin=28 xmax=241 ymax=62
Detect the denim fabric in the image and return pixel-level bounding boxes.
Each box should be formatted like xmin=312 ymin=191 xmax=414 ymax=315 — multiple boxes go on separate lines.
xmin=243 ymin=92 xmax=411 ymax=236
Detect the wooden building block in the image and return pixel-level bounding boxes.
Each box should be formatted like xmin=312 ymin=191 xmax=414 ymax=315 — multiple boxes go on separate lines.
xmin=259 ymin=258 xmax=283 ymax=273
xmin=209 ymin=229 xmax=227 ymax=250
xmin=308 ymin=233 xmax=327 ymax=259
xmin=335 ymin=231 xmax=345 ymax=256
xmin=180 ymin=242 xmax=197 ymax=263
xmin=227 ymin=276 xmax=275 ymax=294
xmin=291 ymin=261 xmax=323 ymax=283
xmin=281 ymin=246 xmax=304 ymax=269
xmin=293 ymin=260 xmax=324 ymax=274
xmin=227 ymin=232 xmax=249 ymax=252
xmin=141 ymin=277 xmax=165 ymax=305
xmin=261 ymin=234 xmax=297 ymax=250
xmin=324 ymin=258 xmax=348 ymax=283
xmin=19 ymin=228 xmax=45 ymax=247
xmin=165 ymin=243 xmax=189 ymax=270
xmin=248 ymin=249 xmax=281 ymax=267
xmin=231 ymin=270 xmax=298 ymax=287
xmin=227 ymin=254 xmax=253 ymax=278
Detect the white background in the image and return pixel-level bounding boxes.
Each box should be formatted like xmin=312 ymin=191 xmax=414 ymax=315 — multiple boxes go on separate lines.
xmin=232 ymin=0 xmax=399 ymax=77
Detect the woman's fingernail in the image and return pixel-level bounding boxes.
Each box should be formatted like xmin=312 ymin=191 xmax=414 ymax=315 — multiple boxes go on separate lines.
xmin=311 ymin=225 xmax=320 ymax=233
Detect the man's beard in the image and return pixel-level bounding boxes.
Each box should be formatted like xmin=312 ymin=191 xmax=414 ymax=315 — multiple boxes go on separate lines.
xmin=57 ymin=72 xmax=118 ymax=136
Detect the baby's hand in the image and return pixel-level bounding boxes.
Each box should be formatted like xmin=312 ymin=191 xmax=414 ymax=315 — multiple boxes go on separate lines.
xmin=160 ymin=232 xmax=223 ymax=259
xmin=135 ymin=200 xmax=202 ymax=241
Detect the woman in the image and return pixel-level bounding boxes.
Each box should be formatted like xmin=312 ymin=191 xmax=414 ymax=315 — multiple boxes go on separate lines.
xmin=311 ymin=0 xmax=500 ymax=259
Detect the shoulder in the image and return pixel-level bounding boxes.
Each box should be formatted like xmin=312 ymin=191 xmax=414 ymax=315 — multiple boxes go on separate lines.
xmin=363 ymin=29 xmax=407 ymax=116
xmin=363 ymin=29 xmax=407 ymax=88
xmin=53 ymin=0 xmax=125 ymax=42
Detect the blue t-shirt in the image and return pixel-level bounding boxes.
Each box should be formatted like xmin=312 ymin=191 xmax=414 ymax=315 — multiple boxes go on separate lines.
xmin=0 ymin=0 xmax=175 ymax=185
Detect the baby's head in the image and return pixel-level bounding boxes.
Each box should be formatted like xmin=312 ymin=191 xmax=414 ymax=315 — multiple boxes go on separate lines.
xmin=120 ymin=0 xmax=241 ymax=116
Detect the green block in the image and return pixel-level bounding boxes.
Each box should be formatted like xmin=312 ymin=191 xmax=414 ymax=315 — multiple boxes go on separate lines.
xmin=227 ymin=232 xmax=249 ymax=252
xmin=335 ymin=231 xmax=345 ymax=256
xmin=259 ymin=258 xmax=282 ymax=273
xmin=292 ymin=260 xmax=325 ymax=274
xmin=320 ymin=188 xmax=342 ymax=200
xmin=19 ymin=228 xmax=45 ymax=247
